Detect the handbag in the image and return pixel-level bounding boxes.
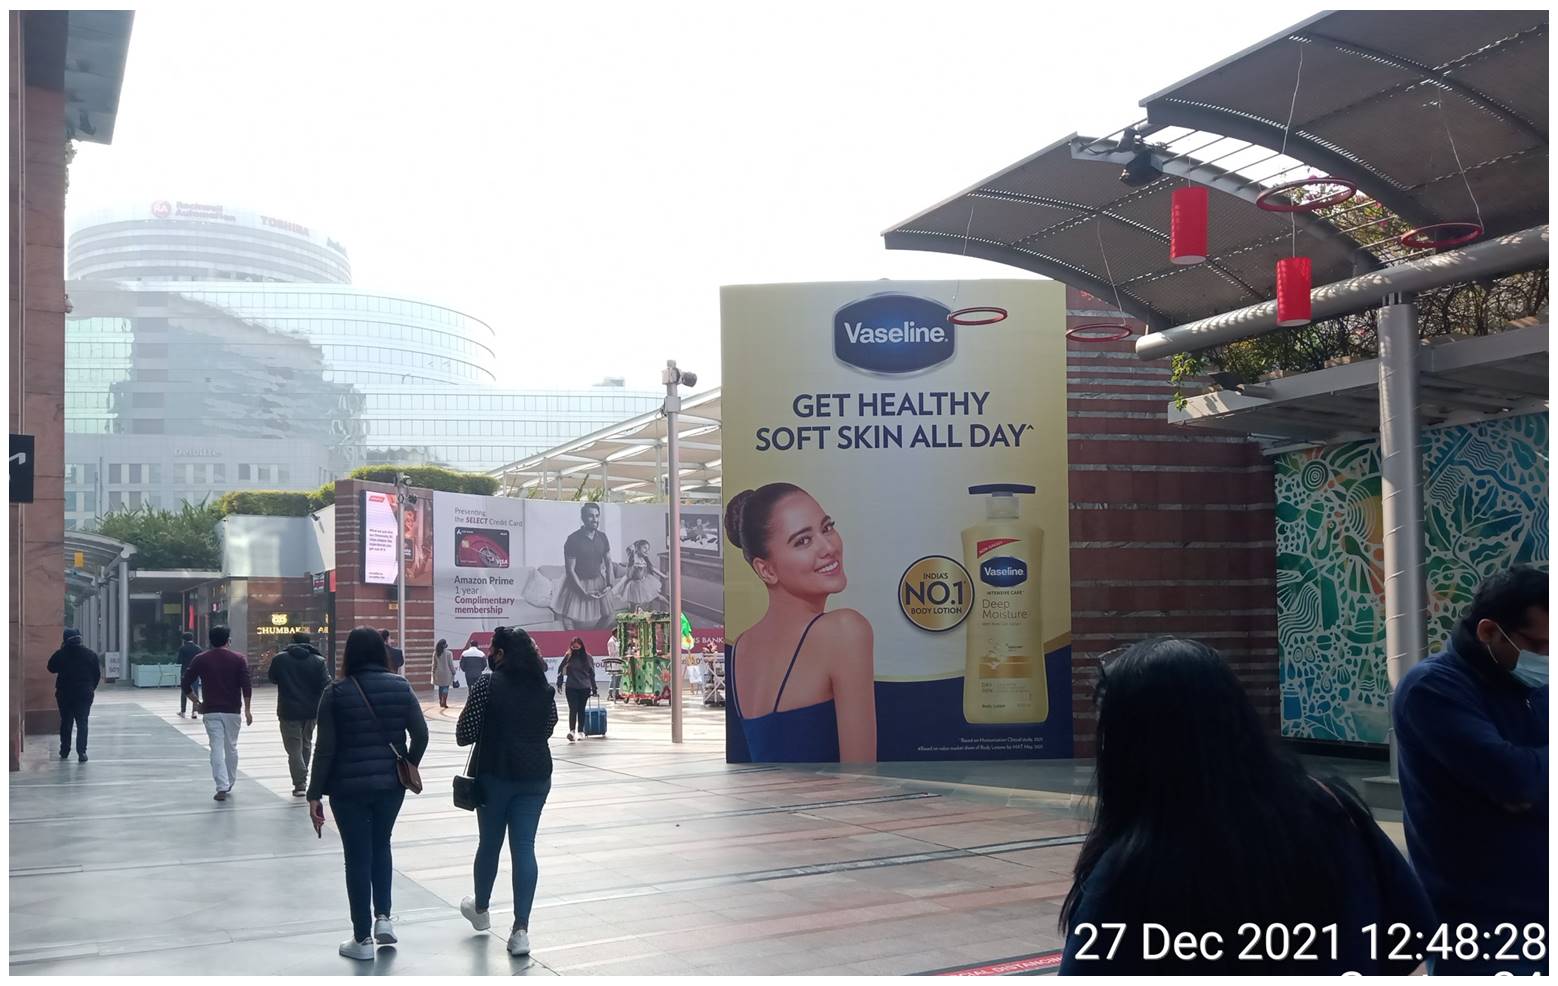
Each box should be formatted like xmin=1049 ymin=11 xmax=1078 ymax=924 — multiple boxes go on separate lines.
xmin=453 ymin=740 xmax=483 ymax=811
xmin=350 ymin=677 xmax=423 ymax=794
xmin=453 ymin=680 xmax=486 ymax=811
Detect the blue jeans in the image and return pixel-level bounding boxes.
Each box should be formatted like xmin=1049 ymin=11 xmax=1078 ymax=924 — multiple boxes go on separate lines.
xmin=330 ymin=789 xmax=406 ymax=942
xmin=473 ymin=776 xmax=551 ymax=926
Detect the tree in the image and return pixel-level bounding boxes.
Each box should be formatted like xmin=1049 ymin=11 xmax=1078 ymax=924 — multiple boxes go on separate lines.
xmin=97 ymin=502 xmax=223 ymax=570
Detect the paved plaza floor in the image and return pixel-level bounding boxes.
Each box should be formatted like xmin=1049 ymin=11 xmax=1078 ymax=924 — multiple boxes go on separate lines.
xmin=10 ymin=685 xmax=1398 ymax=976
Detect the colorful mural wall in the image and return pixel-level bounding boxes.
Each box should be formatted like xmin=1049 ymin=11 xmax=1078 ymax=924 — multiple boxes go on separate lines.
xmin=1275 ymin=413 xmax=1548 ymax=744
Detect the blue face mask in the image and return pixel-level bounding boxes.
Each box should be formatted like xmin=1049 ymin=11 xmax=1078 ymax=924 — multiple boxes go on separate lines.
xmin=1499 ymin=628 xmax=1548 ymax=689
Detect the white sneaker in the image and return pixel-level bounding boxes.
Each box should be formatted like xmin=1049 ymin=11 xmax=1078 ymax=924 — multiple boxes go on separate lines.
xmin=373 ymin=915 xmax=397 ymax=944
xmin=460 ymin=896 xmax=491 ymax=931
xmin=339 ymin=937 xmax=375 ymax=961
xmin=507 ymin=928 xmax=531 ymax=956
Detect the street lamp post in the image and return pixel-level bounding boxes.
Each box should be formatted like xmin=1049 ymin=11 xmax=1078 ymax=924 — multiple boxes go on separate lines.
xmin=661 ymin=360 xmax=697 ymax=745
xmin=395 ymin=472 xmax=410 ymax=663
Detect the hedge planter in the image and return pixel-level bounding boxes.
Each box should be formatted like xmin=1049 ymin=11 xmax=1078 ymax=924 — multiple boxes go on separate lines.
xmin=131 ymin=664 xmax=182 ymax=688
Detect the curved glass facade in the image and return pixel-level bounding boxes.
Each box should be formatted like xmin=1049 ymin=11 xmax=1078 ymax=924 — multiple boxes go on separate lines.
xmin=127 ymin=282 xmax=496 ymax=387
xmin=70 ymin=207 xmax=352 ymax=285
xmin=61 ymin=204 xmax=662 ymax=526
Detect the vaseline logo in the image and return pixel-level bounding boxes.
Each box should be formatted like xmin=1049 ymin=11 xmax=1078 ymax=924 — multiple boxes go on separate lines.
xmin=834 ymin=293 xmax=955 ymax=374
xmin=980 ymin=556 xmax=1027 ymax=588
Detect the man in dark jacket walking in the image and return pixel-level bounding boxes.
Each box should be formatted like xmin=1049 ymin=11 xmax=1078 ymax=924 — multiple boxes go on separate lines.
xmin=269 ymin=632 xmax=331 ymax=797
xmin=176 ymin=632 xmax=201 ymax=719
xmin=1393 ymin=565 xmax=1548 ymax=975
xmin=48 ymin=628 xmax=100 ymax=762
xmin=380 ymin=629 xmax=405 ymax=676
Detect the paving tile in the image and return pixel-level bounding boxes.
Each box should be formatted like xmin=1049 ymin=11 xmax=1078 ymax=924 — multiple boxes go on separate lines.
xmin=12 ymin=690 xmax=1113 ymax=978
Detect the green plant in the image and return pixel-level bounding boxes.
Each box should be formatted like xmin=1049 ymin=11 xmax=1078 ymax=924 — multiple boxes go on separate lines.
xmin=98 ymin=501 xmax=223 ymax=570
xmin=216 ymin=490 xmax=314 ymax=517
xmin=346 ymin=465 xmax=497 ymax=496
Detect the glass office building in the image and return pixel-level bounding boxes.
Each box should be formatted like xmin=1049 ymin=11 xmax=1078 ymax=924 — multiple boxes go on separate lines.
xmin=64 ymin=202 xmax=661 ymax=529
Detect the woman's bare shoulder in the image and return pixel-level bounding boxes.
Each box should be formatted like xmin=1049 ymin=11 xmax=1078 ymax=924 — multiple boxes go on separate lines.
xmin=817 ymin=608 xmax=873 ymax=644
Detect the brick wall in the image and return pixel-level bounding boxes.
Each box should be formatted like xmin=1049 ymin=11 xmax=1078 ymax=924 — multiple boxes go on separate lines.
xmin=332 ymin=480 xmax=436 ymax=687
xmin=1065 ymin=288 xmax=1278 ymax=756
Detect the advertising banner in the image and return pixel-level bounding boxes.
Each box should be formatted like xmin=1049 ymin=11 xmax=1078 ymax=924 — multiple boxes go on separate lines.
xmin=361 ymin=488 xmax=434 ymax=587
xmin=432 ymin=492 xmax=529 ymax=645
xmin=720 ymin=280 xmax=1071 ymax=763
xmin=432 ymin=494 xmax=725 ymax=659
xmin=362 ymin=489 xmax=398 ymax=585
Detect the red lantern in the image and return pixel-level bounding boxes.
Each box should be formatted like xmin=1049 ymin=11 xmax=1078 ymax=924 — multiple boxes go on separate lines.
xmin=1276 ymin=256 xmax=1312 ymax=327
xmin=1170 ymin=186 xmax=1208 ymax=265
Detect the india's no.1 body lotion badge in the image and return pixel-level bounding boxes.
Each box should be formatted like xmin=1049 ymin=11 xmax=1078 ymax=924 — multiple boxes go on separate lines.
xmin=962 ymin=483 xmax=1046 ymax=724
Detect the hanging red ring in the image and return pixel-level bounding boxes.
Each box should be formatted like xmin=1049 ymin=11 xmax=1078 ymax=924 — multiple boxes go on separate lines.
xmin=947 ymin=306 xmax=1007 ymax=325
xmin=1066 ymin=322 xmax=1133 ymax=342
xmin=1398 ymin=222 xmax=1483 ymax=250
xmin=1254 ymin=177 xmax=1358 ymax=213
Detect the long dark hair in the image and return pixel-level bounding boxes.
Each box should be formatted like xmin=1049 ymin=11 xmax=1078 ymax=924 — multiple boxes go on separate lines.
xmin=342 ymin=626 xmax=389 ymax=677
xmin=435 ymin=638 xmax=448 ymax=657
xmin=490 ymin=626 xmax=546 ymax=683
xmin=1059 ymin=637 xmax=1346 ymax=936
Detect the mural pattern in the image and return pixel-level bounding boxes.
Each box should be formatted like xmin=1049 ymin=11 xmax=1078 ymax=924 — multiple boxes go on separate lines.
xmin=1275 ymin=413 xmax=1548 ymax=743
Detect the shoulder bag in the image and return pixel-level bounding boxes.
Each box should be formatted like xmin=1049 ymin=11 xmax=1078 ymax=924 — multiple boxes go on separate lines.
xmin=453 ymin=679 xmax=487 ymax=811
xmin=350 ymin=676 xmax=423 ymax=794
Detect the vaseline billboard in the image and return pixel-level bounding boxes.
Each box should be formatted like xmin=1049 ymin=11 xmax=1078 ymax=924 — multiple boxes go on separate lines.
xmin=720 ymin=280 xmax=1072 ymax=763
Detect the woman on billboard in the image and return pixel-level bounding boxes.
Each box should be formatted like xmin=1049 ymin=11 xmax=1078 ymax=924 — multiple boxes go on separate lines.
xmin=725 ymin=483 xmax=876 ymax=762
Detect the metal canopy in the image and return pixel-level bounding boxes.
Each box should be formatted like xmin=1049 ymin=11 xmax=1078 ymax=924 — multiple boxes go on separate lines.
xmin=64 ymin=531 xmax=135 ymax=601
xmin=1141 ymin=10 xmax=1547 ymax=238
xmin=884 ymin=10 xmax=1548 ymax=331
xmin=884 ymin=134 xmax=1371 ymax=331
xmin=63 ymin=11 xmax=134 ymax=144
xmin=491 ymin=388 xmax=722 ymax=502
xmin=1170 ymin=324 xmax=1549 ymax=445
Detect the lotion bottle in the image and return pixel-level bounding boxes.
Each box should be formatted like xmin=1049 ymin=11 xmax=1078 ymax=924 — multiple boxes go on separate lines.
xmin=962 ymin=483 xmax=1046 ymax=724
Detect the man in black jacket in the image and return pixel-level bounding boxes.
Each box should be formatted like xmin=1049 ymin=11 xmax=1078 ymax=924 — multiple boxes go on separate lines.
xmin=268 ymin=632 xmax=331 ymax=797
xmin=47 ymin=628 xmax=100 ymax=762
xmin=176 ymin=632 xmax=201 ymax=719
xmin=381 ymin=629 xmax=405 ymax=676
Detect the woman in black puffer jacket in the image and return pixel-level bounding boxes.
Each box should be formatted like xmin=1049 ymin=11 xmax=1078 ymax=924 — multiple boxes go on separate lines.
xmin=306 ymin=627 xmax=428 ymax=961
xmin=455 ymin=625 xmax=557 ymax=957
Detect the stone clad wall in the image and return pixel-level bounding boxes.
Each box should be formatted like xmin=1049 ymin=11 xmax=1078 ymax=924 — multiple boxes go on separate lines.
xmin=11 ymin=18 xmax=70 ymax=763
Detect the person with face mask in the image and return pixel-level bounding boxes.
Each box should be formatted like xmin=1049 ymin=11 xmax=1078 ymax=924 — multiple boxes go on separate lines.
xmin=1392 ymin=565 xmax=1548 ymax=975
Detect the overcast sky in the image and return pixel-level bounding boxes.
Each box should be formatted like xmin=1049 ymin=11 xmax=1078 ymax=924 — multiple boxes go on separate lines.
xmin=69 ymin=3 xmax=1314 ymax=390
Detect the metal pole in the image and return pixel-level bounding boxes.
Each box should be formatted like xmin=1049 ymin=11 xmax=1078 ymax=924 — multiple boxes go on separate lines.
xmin=118 ymin=556 xmax=130 ymax=669
xmin=664 ymin=361 xmax=684 ymax=744
xmin=1136 ymin=225 xmax=1549 ymax=360
xmin=601 ymin=458 xmax=609 ymax=503
xmin=395 ymin=476 xmax=407 ymax=669
xmin=1380 ymin=296 xmax=1427 ymax=692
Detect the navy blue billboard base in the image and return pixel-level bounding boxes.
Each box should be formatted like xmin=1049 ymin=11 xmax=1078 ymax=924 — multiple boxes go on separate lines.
xmin=726 ymin=645 xmax=1073 ymax=763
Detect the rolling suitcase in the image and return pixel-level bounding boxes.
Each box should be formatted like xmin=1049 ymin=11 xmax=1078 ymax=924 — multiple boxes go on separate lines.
xmin=583 ymin=695 xmax=608 ymax=737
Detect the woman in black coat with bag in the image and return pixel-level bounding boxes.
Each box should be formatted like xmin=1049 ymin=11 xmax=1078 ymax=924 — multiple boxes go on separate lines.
xmin=558 ymin=637 xmax=597 ymax=741
xmin=306 ymin=627 xmax=428 ymax=962
xmin=456 ymin=626 xmax=557 ymax=957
